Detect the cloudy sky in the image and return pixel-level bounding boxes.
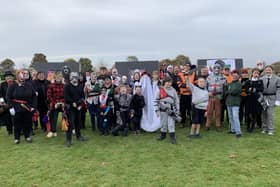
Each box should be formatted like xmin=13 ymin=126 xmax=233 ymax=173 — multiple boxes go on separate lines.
xmin=0 ymin=0 xmax=279 ymax=68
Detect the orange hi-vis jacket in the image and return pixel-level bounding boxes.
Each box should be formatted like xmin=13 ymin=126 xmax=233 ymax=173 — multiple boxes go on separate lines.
xmin=177 ymin=71 xmax=195 ymax=95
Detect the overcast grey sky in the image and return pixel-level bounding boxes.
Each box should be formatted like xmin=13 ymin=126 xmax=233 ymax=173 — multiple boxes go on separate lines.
xmin=0 ymin=0 xmax=279 ymax=68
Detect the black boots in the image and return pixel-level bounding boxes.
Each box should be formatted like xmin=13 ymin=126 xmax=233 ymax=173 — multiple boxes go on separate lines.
xmin=157 ymin=132 xmax=167 ymax=141
xmin=157 ymin=132 xmax=176 ymax=144
xmin=169 ymin=133 xmax=176 ymax=144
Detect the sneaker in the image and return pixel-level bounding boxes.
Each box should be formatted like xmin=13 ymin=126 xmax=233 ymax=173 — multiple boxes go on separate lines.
xmin=72 ymin=130 xmax=76 ymax=134
xmin=46 ymin=132 xmax=53 ymax=138
xmin=53 ymin=132 xmax=57 ymax=137
xmin=14 ymin=139 xmax=20 ymax=144
xmin=25 ymin=137 xmax=32 ymax=143
xmin=261 ymin=130 xmax=267 ymax=134
xmin=195 ymin=134 xmax=202 ymax=138
xmin=268 ymin=132 xmax=274 ymax=136
xmin=227 ymin=131 xmax=236 ymax=134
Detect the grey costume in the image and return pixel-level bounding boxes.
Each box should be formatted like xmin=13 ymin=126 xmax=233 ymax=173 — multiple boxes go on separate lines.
xmin=260 ymin=74 xmax=280 ymax=133
xmin=155 ymin=86 xmax=180 ymax=133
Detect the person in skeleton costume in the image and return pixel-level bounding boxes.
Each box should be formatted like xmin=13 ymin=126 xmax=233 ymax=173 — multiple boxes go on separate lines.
xmin=155 ymin=76 xmax=180 ymax=144
xmin=62 ymin=65 xmax=71 ymax=84
xmin=64 ymin=72 xmax=87 ymax=147
xmin=112 ymin=85 xmax=132 ymax=136
xmin=205 ymin=60 xmax=226 ymax=131
xmin=84 ymin=72 xmax=101 ymax=131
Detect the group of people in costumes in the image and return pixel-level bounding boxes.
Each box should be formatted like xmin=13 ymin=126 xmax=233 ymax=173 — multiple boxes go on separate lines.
xmin=0 ymin=59 xmax=279 ymax=146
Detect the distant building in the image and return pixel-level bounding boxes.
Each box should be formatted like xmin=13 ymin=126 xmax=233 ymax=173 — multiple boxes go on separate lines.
xmin=115 ymin=60 xmax=159 ymax=81
xmin=197 ymin=58 xmax=243 ymax=72
xmin=32 ymin=62 xmax=80 ymax=74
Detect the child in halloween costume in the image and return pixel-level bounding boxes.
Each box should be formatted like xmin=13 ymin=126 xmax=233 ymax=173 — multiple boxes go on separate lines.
xmin=130 ymin=85 xmax=145 ymax=134
xmin=112 ymin=85 xmax=132 ymax=136
xmin=97 ymin=87 xmax=112 ymax=135
xmin=155 ymin=76 xmax=180 ymax=144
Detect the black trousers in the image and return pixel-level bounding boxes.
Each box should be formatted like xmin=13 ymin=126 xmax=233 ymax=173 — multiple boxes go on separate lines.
xmin=180 ymin=95 xmax=192 ymax=124
xmin=14 ymin=111 xmax=32 ymax=140
xmin=49 ymin=108 xmax=63 ymax=133
xmin=66 ymin=107 xmax=81 ymax=141
xmin=112 ymin=111 xmax=130 ymax=136
xmin=239 ymin=96 xmax=248 ymax=124
xmin=80 ymin=109 xmax=87 ymax=129
xmin=131 ymin=115 xmax=141 ymax=131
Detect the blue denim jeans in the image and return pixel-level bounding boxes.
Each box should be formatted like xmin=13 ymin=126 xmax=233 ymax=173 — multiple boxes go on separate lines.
xmin=87 ymin=103 xmax=98 ymax=130
xmin=227 ymin=106 xmax=241 ymax=135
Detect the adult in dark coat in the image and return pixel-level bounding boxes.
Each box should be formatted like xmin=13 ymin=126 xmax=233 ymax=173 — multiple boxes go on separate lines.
xmin=32 ymin=72 xmax=49 ymax=132
xmin=64 ymin=72 xmax=87 ymax=147
xmin=0 ymin=71 xmax=15 ymax=135
xmin=6 ymin=70 xmax=37 ymax=144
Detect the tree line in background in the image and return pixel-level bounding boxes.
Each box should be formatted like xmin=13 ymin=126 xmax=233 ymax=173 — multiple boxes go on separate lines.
xmin=1 ymin=53 xmax=280 ymax=75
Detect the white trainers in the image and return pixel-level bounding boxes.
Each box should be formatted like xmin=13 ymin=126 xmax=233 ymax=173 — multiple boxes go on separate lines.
xmin=261 ymin=130 xmax=267 ymax=134
xmin=53 ymin=132 xmax=57 ymax=137
xmin=14 ymin=139 xmax=20 ymax=144
xmin=72 ymin=130 xmax=76 ymax=134
xmin=268 ymin=132 xmax=274 ymax=136
xmin=46 ymin=132 xmax=53 ymax=138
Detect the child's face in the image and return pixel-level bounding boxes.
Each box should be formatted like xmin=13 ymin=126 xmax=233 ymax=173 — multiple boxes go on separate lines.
xmin=135 ymin=87 xmax=142 ymax=95
xmin=164 ymin=81 xmax=172 ymax=88
xmin=252 ymin=70 xmax=259 ymax=78
xmin=120 ymin=87 xmax=127 ymax=94
xmin=197 ymin=78 xmax=206 ymax=88
xmin=152 ymin=73 xmax=159 ymax=80
xmin=101 ymin=89 xmax=106 ymax=95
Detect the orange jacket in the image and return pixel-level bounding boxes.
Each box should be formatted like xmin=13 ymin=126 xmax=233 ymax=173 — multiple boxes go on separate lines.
xmin=177 ymin=71 xmax=195 ymax=95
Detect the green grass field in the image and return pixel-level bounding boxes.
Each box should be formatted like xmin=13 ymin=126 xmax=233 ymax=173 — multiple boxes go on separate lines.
xmin=0 ymin=109 xmax=280 ymax=187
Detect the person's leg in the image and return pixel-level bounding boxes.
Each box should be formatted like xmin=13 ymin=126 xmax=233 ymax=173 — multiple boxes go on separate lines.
xmin=13 ymin=113 xmax=21 ymax=141
xmin=215 ymin=99 xmax=222 ymax=128
xmin=167 ymin=116 xmax=176 ymax=144
xmin=266 ymin=106 xmax=275 ymax=134
xmin=227 ymin=106 xmax=235 ymax=133
xmin=232 ymin=106 xmax=241 ymax=136
xmin=39 ymin=108 xmax=47 ymax=132
xmin=5 ymin=113 xmax=13 ymax=134
xmin=88 ymin=104 xmax=96 ymax=131
xmin=50 ymin=109 xmax=59 ymax=133
xmin=186 ymin=95 xmax=192 ymax=125
xmin=206 ymin=98 xmax=214 ymax=129
xmin=261 ymin=110 xmax=268 ymax=133
xmin=66 ymin=109 xmax=74 ymax=146
xmin=158 ymin=112 xmax=167 ymax=140
xmin=180 ymin=95 xmax=187 ymax=127
xmin=75 ymin=110 xmax=82 ymax=138
xmin=80 ymin=109 xmax=86 ymax=129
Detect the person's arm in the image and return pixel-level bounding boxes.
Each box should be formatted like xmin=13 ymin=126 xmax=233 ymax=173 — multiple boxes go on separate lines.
xmin=186 ymin=76 xmax=194 ymax=93
xmin=229 ymin=82 xmax=242 ymax=96
xmin=275 ymin=77 xmax=280 ymax=106
xmin=6 ymin=83 xmax=15 ymax=107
